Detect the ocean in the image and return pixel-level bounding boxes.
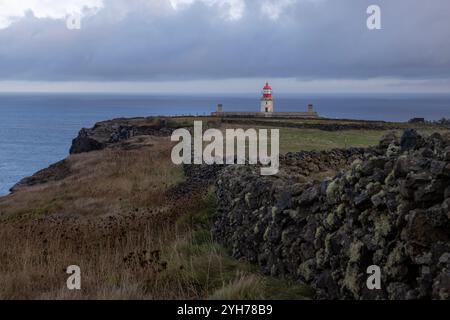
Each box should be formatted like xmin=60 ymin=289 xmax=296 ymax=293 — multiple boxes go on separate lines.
xmin=1 ymin=93 xmax=450 ymax=196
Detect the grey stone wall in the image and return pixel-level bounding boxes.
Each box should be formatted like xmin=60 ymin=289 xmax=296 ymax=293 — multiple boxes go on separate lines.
xmin=211 ymin=111 xmax=319 ymax=118
xmin=213 ymin=130 xmax=450 ymax=300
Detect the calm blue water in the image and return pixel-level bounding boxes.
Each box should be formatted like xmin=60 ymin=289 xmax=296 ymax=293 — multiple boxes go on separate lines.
xmin=1 ymin=93 xmax=450 ymax=196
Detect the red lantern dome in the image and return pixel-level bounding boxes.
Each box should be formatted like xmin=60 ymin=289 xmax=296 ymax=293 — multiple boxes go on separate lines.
xmin=262 ymin=82 xmax=273 ymax=101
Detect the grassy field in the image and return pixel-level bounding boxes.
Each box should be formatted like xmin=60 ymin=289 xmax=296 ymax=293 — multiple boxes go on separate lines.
xmin=0 ymin=134 xmax=313 ymax=299
xmin=279 ymin=128 xmax=384 ymax=153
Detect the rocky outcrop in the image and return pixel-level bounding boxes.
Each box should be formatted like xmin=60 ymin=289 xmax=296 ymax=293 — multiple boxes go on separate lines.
xmin=10 ymin=118 xmax=184 ymax=192
xmin=167 ymin=163 xmax=225 ymax=201
xmin=168 ymin=148 xmax=368 ymax=201
xmin=69 ymin=128 xmax=105 ymax=154
xmin=213 ymin=130 xmax=450 ymax=300
xmin=280 ymin=148 xmax=369 ymax=178
xmin=10 ymin=159 xmax=72 ymax=193
xmin=69 ymin=117 xmax=180 ymax=154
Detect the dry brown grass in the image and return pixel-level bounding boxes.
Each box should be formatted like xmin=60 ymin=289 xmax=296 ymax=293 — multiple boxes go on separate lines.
xmin=0 ymin=134 xmax=311 ymax=300
xmin=0 ymin=136 xmax=183 ymax=218
xmin=0 ymin=136 xmax=193 ymax=299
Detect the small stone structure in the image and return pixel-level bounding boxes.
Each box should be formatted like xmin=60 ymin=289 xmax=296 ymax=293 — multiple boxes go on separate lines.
xmin=212 ymin=82 xmax=319 ymax=118
xmin=212 ymin=108 xmax=319 ymax=119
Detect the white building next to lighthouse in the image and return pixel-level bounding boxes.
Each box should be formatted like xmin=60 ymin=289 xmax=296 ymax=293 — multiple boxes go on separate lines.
xmin=212 ymin=81 xmax=319 ymax=118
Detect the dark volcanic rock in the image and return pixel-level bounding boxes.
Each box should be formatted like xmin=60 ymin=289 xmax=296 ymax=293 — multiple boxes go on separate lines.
xmin=69 ymin=117 xmax=181 ymax=154
xmin=10 ymin=159 xmax=72 ymax=192
xmin=400 ymin=129 xmax=423 ymax=151
xmin=379 ymin=131 xmax=400 ymax=149
xmin=69 ymin=128 xmax=104 ymax=154
xmin=213 ymin=130 xmax=450 ymax=300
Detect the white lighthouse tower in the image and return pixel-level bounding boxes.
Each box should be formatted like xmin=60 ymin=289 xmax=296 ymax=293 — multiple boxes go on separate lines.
xmin=261 ymin=82 xmax=273 ymax=113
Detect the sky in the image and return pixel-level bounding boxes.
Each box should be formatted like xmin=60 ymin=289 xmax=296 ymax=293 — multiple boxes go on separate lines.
xmin=0 ymin=0 xmax=449 ymax=93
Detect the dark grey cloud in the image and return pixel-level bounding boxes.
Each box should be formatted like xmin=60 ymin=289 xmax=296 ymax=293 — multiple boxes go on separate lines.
xmin=0 ymin=0 xmax=449 ymax=82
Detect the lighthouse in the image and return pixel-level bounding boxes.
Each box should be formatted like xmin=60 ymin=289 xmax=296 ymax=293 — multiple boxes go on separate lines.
xmin=261 ymin=82 xmax=273 ymax=113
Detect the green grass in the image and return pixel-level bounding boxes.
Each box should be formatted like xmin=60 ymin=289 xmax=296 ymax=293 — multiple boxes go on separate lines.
xmin=279 ymin=128 xmax=386 ymax=153
xmin=163 ymin=191 xmax=314 ymax=300
xmin=169 ymin=117 xmax=448 ymax=155
xmin=209 ymin=275 xmax=314 ymax=300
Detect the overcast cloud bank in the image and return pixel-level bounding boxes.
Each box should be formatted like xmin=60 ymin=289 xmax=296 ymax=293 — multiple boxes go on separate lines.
xmin=0 ymin=0 xmax=449 ymax=92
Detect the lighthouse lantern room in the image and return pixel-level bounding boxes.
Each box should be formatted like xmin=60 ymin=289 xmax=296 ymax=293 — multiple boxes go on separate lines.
xmin=261 ymin=82 xmax=274 ymax=113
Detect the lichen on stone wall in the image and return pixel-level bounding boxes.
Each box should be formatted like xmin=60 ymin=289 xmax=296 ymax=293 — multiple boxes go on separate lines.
xmin=213 ymin=130 xmax=450 ymax=300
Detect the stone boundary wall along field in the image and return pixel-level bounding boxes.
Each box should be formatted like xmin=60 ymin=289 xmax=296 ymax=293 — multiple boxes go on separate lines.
xmin=213 ymin=130 xmax=450 ymax=300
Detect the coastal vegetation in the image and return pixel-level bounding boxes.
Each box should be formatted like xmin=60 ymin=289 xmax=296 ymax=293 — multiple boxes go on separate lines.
xmin=0 ymin=116 xmax=447 ymax=299
xmin=0 ymin=127 xmax=310 ymax=299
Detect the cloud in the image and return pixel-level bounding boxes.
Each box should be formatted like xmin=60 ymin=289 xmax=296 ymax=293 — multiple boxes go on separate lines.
xmin=169 ymin=0 xmax=245 ymax=20
xmin=0 ymin=0 xmax=449 ymax=86
xmin=0 ymin=0 xmax=104 ymax=29
xmin=261 ymin=0 xmax=297 ymax=21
